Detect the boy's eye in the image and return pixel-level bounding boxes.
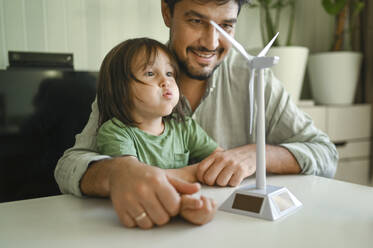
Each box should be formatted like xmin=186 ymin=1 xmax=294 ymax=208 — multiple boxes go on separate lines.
xmin=145 ymin=71 xmax=154 ymax=76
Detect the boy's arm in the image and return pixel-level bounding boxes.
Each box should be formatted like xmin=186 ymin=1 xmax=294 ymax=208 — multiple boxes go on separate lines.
xmin=166 ymin=147 xmax=224 ymax=183
xmin=166 ymin=164 xmax=198 ymax=183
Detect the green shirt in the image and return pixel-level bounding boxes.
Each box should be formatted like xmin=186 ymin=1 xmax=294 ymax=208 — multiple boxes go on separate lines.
xmin=96 ymin=117 xmax=218 ymax=169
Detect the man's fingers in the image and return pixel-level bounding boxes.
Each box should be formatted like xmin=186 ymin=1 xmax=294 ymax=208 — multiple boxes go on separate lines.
xmin=153 ymin=180 xmax=181 ymax=217
xmin=203 ymin=159 xmax=227 ymax=185
xmin=228 ymin=171 xmax=245 ymax=187
xmin=110 ymin=192 xmax=138 ymax=228
xmin=168 ymin=176 xmax=200 ymax=194
xmin=196 ymin=155 xmax=216 ymax=182
xmin=119 ymin=211 xmax=136 ymax=228
xmin=157 ymin=177 xmax=201 ymax=217
xmin=125 ymin=202 xmax=153 ymax=229
xmin=216 ymin=165 xmax=235 ymax=186
xmin=134 ymin=212 xmax=154 ymax=229
xmin=141 ymin=192 xmax=171 ymax=226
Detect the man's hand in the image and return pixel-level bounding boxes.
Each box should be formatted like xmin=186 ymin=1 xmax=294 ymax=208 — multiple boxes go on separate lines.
xmin=81 ymin=156 xmax=200 ymax=229
xmin=180 ymin=194 xmax=217 ymax=225
xmin=196 ymin=144 xmax=302 ymax=187
xmin=196 ymin=145 xmax=257 ymax=187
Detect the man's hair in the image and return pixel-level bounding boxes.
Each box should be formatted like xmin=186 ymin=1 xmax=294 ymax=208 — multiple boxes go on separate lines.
xmin=163 ymin=0 xmax=251 ymax=15
xmin=97 ymin=38 xmax=184 ymax=127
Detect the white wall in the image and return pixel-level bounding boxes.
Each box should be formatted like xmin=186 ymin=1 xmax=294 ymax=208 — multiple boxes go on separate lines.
xmin=0 ymin=0 xmax=334 ymax=71
xmin=0 ymin=0 xmax=169 ymax=70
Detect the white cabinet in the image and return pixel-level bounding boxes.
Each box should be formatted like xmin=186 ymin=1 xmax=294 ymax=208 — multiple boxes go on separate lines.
xmin=300 ymin=104 xmax=372 ymax=186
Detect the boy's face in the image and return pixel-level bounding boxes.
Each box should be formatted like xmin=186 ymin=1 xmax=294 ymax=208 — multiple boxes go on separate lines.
xmin=162 ymin=0 xmax=238 ymax=80
xmin=130 ymin=48 xmax=180 ymax=122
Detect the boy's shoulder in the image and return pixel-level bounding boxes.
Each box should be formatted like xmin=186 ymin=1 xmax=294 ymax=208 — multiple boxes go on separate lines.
xmin=98 ymin=117 xmax=131 ymax=134
xmin=167 ymin=116 xmax=195 ymax=127
xmin=101 ymin=117 xmax=124 ymax=127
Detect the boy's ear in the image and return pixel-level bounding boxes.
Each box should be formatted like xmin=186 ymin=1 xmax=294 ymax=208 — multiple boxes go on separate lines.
xmin=161 ymin=0 xmax=172 ymax=28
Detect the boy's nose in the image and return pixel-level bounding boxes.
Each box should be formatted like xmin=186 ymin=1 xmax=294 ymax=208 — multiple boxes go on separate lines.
xmin=160 ymin=78 xmax=170 ymax=88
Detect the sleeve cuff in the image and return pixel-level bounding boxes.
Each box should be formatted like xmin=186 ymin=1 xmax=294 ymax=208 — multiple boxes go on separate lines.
xmin=55 ymin=154 xmax=110 ymax=197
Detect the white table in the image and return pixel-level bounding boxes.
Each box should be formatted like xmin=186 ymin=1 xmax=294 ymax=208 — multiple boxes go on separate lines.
xmin=1 ymin=175 xmax=372 ymax=248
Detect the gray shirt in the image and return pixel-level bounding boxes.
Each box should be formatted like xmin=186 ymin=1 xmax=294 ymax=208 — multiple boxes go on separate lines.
xmin=54 ymin=49 xmax=338 ymax=197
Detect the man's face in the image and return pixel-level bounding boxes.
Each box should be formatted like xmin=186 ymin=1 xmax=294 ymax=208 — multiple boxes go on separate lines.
xmin=163 ymin=0 xmax=238 ymax=80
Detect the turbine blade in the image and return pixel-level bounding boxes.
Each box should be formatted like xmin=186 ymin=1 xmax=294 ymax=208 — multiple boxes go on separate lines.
xmin=210 ymin=20 xmax=251 ymax=61
xmin=249 ymin=69 xmax=255 ymax=135
xmin=258 ymin=32 xmax=279 ymax=57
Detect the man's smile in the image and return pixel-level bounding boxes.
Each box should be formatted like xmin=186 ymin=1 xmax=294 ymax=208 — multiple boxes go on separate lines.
xmin=191 ymin=49 xmax=215 ymax=58
xmin=188 ymin=47 xmax=223 ymax=65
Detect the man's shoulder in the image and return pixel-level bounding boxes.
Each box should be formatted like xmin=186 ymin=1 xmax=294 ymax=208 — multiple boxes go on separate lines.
xmin=222 ymin=48 xmax=252 ymax=69
xmin=214 ymin=48 xmax=253 ymax=81
xmin=211 ymin=48 xmax=252 ymax=86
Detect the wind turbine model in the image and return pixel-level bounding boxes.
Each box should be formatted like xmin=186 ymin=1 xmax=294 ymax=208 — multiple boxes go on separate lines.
xmin=210 ymin=20 xmax=302 ymax=221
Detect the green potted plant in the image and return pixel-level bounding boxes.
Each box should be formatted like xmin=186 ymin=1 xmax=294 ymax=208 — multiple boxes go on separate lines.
xmin=249 ymin=0 xmax=309 ymax=103
xmin=308 ymin=0 xmax=364 ymax=105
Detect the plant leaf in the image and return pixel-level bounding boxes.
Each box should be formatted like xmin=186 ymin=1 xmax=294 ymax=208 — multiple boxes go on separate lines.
xmin=352 ymin=1 xmax=365 ymax=17
xmin=322 ymin=0 xmax=347 ymax=16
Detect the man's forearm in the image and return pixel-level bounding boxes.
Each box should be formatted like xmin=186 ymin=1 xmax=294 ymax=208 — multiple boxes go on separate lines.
xmin=80 ymin=156 xmax=139 ymax=197
xmin=266 ymin=144 xmax=301 ymax=174
xmin=226 ymin=144 xmax=301 ymax=175
xmin=80 ymin=158 xmax=114 ymax=197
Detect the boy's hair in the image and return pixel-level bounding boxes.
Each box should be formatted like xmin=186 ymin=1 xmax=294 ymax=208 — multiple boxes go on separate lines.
xmin=163 ymin=0 xmax=251 ymax=15
xmin=97 ymin=38 xmax=185 ymax=127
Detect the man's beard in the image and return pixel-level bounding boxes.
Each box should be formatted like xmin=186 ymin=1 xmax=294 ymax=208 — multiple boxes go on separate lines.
xmin=175 ymin=48 xmax=222 ymax=81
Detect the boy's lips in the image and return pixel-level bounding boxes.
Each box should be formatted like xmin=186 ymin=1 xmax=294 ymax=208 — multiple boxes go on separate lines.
xmin=163 ymin=91 xmax=173 ymax=99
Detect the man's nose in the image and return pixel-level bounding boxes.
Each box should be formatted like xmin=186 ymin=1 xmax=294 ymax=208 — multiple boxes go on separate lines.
xmin=200 ymin=24 xmax=219 ymax=51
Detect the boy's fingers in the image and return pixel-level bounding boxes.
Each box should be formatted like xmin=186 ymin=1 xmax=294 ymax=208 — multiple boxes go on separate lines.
xmin=212 ymin=199 xmax=217 ymax=209
xmin=201 ymin=196 xmax=217 ymax=212
xmin=201 ymin=196 xmax=211 ymax=211
xmin=181 ymin=195 xmax=203 ymax=210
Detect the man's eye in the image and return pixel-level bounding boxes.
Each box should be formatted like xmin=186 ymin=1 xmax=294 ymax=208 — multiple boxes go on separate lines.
xmin=190 ymin=19 xmax=202 ymax=24
xmin=221 ymin=23 xmax=233 ymax=31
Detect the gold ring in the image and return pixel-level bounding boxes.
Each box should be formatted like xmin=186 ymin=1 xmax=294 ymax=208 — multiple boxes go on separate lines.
xmin=135 ymin=212 xmax=147 ymax=222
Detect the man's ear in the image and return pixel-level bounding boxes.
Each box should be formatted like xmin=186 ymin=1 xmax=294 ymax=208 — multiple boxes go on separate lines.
xmin=161 ymin=0 xmax=172 ymax=28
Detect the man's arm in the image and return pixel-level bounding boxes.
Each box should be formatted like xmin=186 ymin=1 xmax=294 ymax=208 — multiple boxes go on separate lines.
xmin=196 ymin=144 xmax=300 ymax=186
xmin=196 ymin=69 xmax=338 ymax=186
xmin=55 ymin=99 xmax=200 ymax=229
xmin=81 ymin=156 xmax=200 ymax=229
xmin=264 ymin=69 xmax=338 ymax=177
xmin=54 ymin=99 xmax=110 ymax=196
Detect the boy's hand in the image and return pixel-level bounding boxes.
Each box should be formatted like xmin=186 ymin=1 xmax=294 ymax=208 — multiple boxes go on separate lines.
xmin=180 ymin=194 xmax=217 ymax=225
xmin=166 ymin=164 xmax=198 ymax=183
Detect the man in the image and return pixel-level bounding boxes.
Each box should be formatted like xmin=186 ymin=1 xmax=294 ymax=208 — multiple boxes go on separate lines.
xmin=55 ymin=0 xmax=338 ymax=229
